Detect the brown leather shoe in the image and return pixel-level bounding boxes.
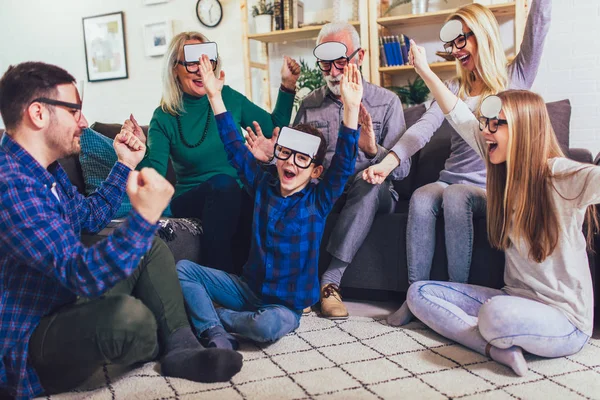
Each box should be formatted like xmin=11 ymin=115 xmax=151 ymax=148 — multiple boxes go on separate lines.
xmin=320 ymin=283 xmax=349 ymax=320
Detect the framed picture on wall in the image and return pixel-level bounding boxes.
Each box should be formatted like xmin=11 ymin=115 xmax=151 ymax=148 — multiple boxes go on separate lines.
xmin=82 ymin=12 xmax=128 ymax=82
xmin=143 ymin=20 xmax=173 ymax=57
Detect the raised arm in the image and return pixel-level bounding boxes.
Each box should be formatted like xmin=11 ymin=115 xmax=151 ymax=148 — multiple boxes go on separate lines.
xmin=200 ymin=55 xmax=264 ymax=194
xmin=315 ymin=64 xmax=361 ymax=215
xmin=509 ymin=0 xmax=552 ymax=89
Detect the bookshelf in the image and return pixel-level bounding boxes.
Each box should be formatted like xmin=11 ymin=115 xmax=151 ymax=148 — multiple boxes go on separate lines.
xmin=241 ymin=0 xmax=370 ymax=110
xmin=368 ymin=0 xmax=530 ymax=86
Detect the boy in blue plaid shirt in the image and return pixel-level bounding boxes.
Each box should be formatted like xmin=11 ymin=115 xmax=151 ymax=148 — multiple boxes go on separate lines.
xmin=176 ymin=56 xmax=363 ymax=348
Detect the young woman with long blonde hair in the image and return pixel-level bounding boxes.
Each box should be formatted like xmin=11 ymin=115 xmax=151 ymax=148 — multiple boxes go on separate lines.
xmin=377 ymin=1 xmax=551 ymax=325
xmin=392 ymin=41 xmax=599 ymax=376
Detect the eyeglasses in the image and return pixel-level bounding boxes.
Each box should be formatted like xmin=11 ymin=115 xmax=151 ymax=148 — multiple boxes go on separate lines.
xmin=274 ymin=145 xmax=315 ymax=169
xmin=316 ymin=48 xmax=361 ymax=72
xmin=176 ymin=60 xmax=217 ymax=73
xmin=443 ymin=31 xmax=474 ymax=53
xmin=31 ymin=97 xmax=83 ymax=122
xmin=478 ymin=116 xmax=508 ymax=133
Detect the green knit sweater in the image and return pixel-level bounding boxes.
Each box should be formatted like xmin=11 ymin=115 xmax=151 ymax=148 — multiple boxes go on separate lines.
xmin=141 ymin=86 xmax=294 ymax=198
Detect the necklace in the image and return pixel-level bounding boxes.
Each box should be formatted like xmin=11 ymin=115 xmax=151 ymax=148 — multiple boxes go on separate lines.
xmin=176 ymin=108 xmax=212 ymax=148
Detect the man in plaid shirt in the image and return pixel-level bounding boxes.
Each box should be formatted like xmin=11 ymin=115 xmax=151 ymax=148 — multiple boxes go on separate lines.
xmin=0 ymin=62 xmax=241 ymax=400
xmin=176 ymin=56 xmax=362 ymax=349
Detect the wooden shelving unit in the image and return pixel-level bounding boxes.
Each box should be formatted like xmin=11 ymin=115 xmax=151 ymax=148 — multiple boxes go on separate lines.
xmin=240 ymin=1 xmax=369 ymax=111
xmin=368 ymin=0 xmax=529 ymax=86
xmin=247 ymin=21 xmax=360 ymax=44
xmin=377 ymin=2 xmax=516 ymax=29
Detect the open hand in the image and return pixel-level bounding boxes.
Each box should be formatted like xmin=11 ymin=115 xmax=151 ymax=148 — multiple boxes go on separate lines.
xmin=198 ymin=54 xmax=225 ymax=98
xmin=281 ymin=56 xmax=301 ymax=92
xmin=358 ymin=104 xmax=377 ymax=157
xmin=245 ymin=121 xmax=279 ymax=163
xmin=114 ymin=115 xmax=146 ymax=170
xmin=339 ymin=64 xmax=363 ymax=109
xmin=127 ymin=168 xmax=174 ymax=224
xmin=408 ymin=39 xmax=431 ymax=77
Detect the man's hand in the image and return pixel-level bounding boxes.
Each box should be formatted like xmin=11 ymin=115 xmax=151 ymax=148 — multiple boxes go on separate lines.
xmin=245 ymin=121 xmax=279 ymax=163
xmin=358 ymin=103 xmax=378 ymax=157
xmin=127 ymin=168 xmax=174 ymax=224
xmin=114 ymin=115 xmax=146 ymax=170
xmin=280 ymin=56 xmax=301 ymax=92
xmin=198 ymin=54 xmax=225 ymax=99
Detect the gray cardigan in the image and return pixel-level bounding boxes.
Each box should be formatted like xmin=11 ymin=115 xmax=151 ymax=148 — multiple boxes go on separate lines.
xmin=390 ymin=0 xmax=552 ymax=188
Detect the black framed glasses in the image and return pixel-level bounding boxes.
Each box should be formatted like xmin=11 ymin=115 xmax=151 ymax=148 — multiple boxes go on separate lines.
xmin=31 ymin=97 xmax=83 ymax=122
xmin=176 ymin=60 xmax=217 ymax=73
xmin=274 ymin=145 xmax=314 ymax=169
xmin=478 ymin=116 xmax=508 ymax=133
xmin=316 ymin=48 xmax=361 ymax=72
xmin=443 ymin=32 xmax=474 ymax=53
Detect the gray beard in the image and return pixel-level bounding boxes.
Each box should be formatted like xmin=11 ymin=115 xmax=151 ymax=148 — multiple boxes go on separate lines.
xmin=326 ymin=77 xmax=342 ymax=96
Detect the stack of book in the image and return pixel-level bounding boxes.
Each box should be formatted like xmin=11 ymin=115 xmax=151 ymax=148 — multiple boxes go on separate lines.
xmin=379 ymin=34 xmax=411 ymax=67
xmin=273 ymin=0 xmax=304 ymax=30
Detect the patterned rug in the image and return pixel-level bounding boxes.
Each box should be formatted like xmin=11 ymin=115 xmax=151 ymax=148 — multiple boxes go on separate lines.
xmin=39 ymin=313 xmax=600 ymax=400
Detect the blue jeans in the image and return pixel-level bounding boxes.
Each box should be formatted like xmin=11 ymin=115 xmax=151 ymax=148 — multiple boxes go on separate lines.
xmin=406 ymin=181 xmax=487 ymax=284
xmin=177 ymin=260 xmax=301 ymax=343
xmin=407 ymin=281 xmax=589 ymax=358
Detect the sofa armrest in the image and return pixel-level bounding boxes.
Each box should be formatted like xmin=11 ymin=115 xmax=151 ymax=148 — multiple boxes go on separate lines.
xmin=569 ymin=148 xmax=593 ymax=164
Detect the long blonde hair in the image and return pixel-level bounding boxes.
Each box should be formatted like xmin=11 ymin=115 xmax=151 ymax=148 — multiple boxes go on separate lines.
xmin=160 ymin=31 xmax=222 ymax=115
xmin=486 ymin=90 xmax=598 ymax=262
xmin=447 ymin=4 xmax=509 ymax=100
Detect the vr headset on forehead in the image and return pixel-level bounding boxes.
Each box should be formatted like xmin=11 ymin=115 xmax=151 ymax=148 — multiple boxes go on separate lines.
xmin=276 ymin=126 xmax=321 ymax=158
xmin=439 ymin=19 xmax=465 ymax=43
xmin=313 ymin=41 xmax=349 ymax=61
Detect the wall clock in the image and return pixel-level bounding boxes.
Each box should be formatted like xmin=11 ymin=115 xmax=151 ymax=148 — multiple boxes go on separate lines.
xmin=196 ymin=0 xmax=223 ymax=28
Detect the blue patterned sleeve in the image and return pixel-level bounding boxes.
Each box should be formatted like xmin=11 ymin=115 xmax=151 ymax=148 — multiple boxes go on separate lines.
xmin=215 ymin=111 xmax=265 ymax=195
xmin=0 ymin=179 xmax=158 ymax=298
xmin=315 ymin=124 xmax=359 ymax=216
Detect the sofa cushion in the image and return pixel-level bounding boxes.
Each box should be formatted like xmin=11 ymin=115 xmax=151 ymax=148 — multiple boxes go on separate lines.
xmin=546 ymin=99 xmax=571 ymax=155
xmin=412 ymin=119 xmax=453 ymax=190
xmin=79 ymin=128 xmax=134 ymax=218
xmin=90 ymin=122 xmax=177 ymax=186
xmin=392 ymin=104 xmax=426 ymax=200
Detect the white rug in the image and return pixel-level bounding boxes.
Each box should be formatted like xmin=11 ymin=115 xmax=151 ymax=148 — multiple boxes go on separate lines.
xmin=38 ymin=314 xmax=600 ymax=400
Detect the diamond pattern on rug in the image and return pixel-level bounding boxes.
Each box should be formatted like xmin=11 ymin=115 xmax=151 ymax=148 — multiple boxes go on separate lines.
xmin=37 ymin=314 xmax=600 ymax=400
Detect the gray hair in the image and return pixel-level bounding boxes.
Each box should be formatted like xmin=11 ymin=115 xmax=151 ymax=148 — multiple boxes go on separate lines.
xmin=316 ymin=22 xmax=360 ymax=50
xmin=160 ymin=31 xmax=222 ymax=116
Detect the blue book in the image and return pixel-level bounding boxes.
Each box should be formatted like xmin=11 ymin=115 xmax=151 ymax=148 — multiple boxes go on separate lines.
xmin=383 ymin=36 xmax=396 ymax=66
xmin=392 ymin=36 xmax=403 ymax=66
xmin=399 ymin=35 xmax=409 ymax=65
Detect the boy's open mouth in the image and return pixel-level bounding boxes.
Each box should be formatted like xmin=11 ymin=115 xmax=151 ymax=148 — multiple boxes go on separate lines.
xmin=283 ymin=169 xmax=297 ymax=179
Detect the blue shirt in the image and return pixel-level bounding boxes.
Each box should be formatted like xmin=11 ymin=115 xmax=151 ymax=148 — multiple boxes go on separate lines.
xmin=215 ymin=112 xmax=358 ymax=310
xmin=0 ymin=134 xmax=158 ymax=399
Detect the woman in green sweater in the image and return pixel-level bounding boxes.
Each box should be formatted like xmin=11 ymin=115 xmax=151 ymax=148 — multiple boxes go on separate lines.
xmin=143 ymin=32 xmax=300 ymax=274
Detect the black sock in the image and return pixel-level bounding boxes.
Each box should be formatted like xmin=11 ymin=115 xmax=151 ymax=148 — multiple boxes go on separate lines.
xmin=161 ymin=326 xmax=243 ymax=382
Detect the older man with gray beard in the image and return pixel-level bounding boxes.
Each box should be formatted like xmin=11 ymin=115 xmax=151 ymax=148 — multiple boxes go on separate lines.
xmin=293 ymin=22 xmax=411 ymax=319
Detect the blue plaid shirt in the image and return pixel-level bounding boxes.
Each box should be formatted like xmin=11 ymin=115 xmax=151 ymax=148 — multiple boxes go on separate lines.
xmin=215 ymin=112 xmax=358 ymax=310
xmin=0 ymin=134 xmax=158 ymax=399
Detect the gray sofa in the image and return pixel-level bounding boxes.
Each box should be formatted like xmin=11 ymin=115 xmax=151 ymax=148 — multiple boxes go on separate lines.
xmin=3 ymin=98 xmax=594 ymax=305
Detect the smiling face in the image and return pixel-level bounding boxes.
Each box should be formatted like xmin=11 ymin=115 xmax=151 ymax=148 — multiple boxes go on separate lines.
xmin=275 ymin=146 xmax=323 ymax=197
xmin=318 ymin=32 xmax=364 ymax=97
xmin=175 ymin=39 xmax=207 ymax=97
xmin=44 ymin=83 xmax=88 ymax=158
xmin=483 ymin=109 xmax=509 ymax=164
xmin=451 ymin=20 xmax=478 ymax=73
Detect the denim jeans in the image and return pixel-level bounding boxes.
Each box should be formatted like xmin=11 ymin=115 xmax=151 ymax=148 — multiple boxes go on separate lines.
xmin=406 ymin=181 xmax=487 ymax=284
xmin=170 ymin=174 xmax=252 ymax=275
xmin=407 ymin=281 xmax=589 ymax=358
xmin=177 ymin=260 xmax=301 ymax=343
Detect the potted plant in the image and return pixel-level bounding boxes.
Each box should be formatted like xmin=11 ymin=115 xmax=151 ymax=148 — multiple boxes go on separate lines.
xmin=294 ymin=59 xmax=325 ymax=111
xmin=252 ymin=0 xmax=274 ymax=34
xmin=389 ymin=77 xmax=430 ymax=108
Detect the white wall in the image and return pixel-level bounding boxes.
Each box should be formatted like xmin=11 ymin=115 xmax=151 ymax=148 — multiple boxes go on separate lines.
xmin=1 ymin=0 xmax=599 ymax=156
xmin=0 ymin=0 xmax=246 ymax=127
